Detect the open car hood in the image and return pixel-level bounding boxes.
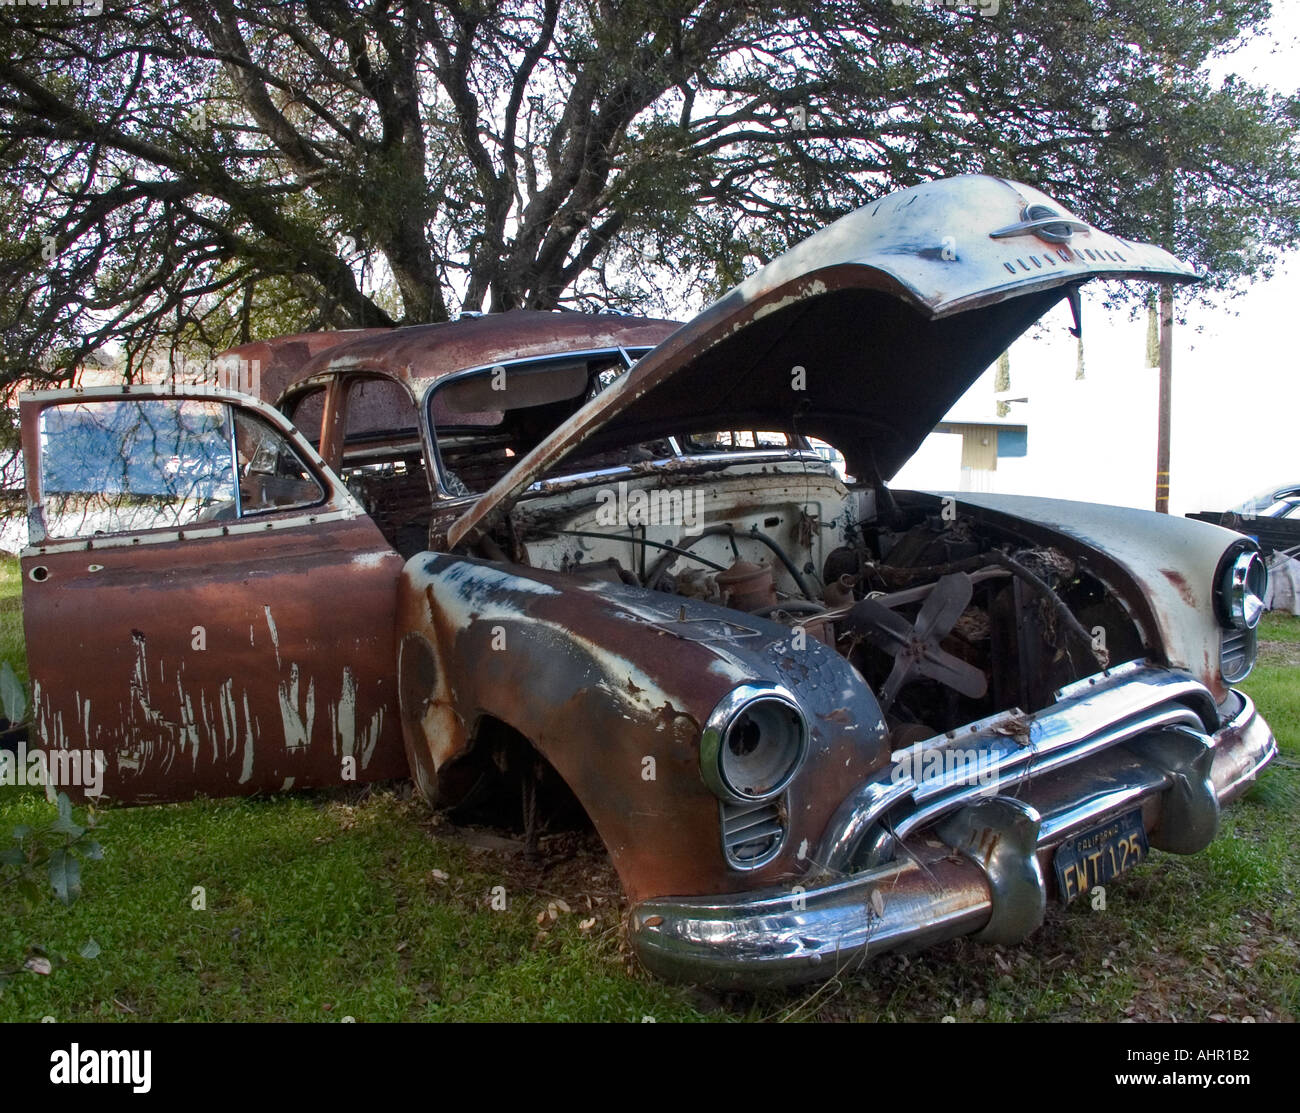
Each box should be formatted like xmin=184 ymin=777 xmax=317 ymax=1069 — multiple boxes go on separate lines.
xmin=449 ymin=174 xmax=1196 ymax=547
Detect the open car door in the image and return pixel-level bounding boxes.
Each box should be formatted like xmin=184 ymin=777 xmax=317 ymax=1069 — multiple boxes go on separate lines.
xmin=18 ymin=385 xmax=409 ymax=804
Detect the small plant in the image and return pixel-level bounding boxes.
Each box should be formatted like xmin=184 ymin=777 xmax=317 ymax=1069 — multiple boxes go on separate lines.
xmin=0 ymin=659 xmax=26 ymax=727
xmin=1 ymin=787 xmax=104 ymax=988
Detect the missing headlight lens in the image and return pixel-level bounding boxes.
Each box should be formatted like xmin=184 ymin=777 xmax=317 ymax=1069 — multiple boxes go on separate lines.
xmin=1217 ymin=549 xmax=1267 ymax=631
xmin=700 ymin=685 xmax=808 ymax=803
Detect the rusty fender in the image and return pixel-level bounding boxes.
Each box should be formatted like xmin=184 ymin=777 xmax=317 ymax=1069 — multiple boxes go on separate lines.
xmin=395 ymin=553 xmax=889 ymax=903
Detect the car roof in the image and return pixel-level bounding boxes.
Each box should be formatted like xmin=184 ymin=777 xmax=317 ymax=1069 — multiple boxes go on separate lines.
xmin=218 ymin=310 xmax=682 ymax=407
xmin=1235 ymin=484 xmax=1300 ymax=510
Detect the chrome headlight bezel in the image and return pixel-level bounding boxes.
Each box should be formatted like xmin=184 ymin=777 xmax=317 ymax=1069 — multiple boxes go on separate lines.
xmin=699 ymin=684 xmax=809 ymax=804
xmin=1214 ymin=545 xmax=1267 ymax=631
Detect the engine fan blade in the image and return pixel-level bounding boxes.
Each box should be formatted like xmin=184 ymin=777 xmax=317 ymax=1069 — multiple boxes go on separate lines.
xmin=845 ymin=597 xmax=915 ymax=652
xmin=913 ymin=644 xmax=989 ymax=699
xmin=914 ymin=572 xmax=974 ymax=644
xmin=845 ymin=571 xmax=986 ymax=711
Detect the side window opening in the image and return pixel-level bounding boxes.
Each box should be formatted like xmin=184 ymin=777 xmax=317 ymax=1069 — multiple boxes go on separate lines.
xmin=429 ymin=352 xmax=639 ymax=496
xmin=232 ymin=409 xmax=325 ymax=515
xmin=286 ymin=387 xmax=326 ymax=450
xmin=36 ymin=398 xmax=323 ymax=541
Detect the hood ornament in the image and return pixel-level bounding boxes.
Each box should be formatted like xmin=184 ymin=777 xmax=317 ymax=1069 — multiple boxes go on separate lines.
xmin=990 ymin=204 xmax=1089 ymax=244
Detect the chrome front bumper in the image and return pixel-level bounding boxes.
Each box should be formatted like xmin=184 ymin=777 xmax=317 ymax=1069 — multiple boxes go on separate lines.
xmin=630 ymin=665 xmax=1277 ymax=988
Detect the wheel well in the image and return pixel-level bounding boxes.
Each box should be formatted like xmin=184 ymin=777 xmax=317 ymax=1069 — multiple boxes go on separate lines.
xmin=434 ymin=715 xmax=592 ymax=834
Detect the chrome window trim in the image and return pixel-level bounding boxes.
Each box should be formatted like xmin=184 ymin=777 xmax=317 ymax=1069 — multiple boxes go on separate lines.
xmin=21 ymin=506 xmax=367 ymax=556
xmin=424 ymin=346 xmax=654 ymax=499
xmin=227 ymin=405 xmax=243 ymax=521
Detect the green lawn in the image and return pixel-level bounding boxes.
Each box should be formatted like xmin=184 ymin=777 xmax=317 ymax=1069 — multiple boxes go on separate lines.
xmin=1260 ymin=611 xmax=1300 ymax=645
xmin=2 ymin=554 xmax=1297 ymax=1021
xmin=0 ymin=556 xmax=26 ymax=690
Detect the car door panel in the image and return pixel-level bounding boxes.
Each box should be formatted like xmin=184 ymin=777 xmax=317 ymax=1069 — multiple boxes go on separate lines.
xmin=18 ymin=387 xmax=409 ymax=804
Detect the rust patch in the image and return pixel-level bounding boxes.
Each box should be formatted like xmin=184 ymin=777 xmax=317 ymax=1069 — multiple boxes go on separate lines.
xmin=1160 ymin=568 xmax=1197 ymax=607
xmin=22 ymin=514 xmax=408 ymax=805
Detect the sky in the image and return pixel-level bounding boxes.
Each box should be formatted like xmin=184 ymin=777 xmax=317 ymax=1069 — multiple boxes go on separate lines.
xmin=895 ymin=3 xmax=1300 ymax=519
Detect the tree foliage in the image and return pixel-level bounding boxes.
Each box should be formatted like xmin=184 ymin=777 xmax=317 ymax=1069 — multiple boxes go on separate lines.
xmin=1 ymin=0 xmax=1297 ymax=384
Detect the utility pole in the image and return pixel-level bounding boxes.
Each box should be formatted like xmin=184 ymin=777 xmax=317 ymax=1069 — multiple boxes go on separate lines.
xmin=1154 ymin=50 xmax=1176 ymax=516
xmin=1154 ymin=283 xmax=1173 ymax=513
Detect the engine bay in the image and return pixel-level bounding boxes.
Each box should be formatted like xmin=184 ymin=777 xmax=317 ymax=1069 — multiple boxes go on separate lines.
xmin=505 ymin=460 xmax=1147 ymax=748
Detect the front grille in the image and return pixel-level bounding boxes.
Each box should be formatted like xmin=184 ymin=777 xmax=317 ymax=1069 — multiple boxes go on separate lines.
xmin=1221 ymin=627 xmax=1257 ymax=683
xmin=720 ymin=797 xmax=786 ymax=869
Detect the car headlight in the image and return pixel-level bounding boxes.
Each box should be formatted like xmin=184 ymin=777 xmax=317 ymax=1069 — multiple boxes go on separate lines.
xmin=699 ymin=684 xmax=808 ymax=803
xmin=1215 ymin=547 xmax=1267 ymax=631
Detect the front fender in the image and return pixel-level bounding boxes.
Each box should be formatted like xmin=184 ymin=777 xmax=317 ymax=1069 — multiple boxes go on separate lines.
xmin=396 ymin=553 xmax=888 ymax=902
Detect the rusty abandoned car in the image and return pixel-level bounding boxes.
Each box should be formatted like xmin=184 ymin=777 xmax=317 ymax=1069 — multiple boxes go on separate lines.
xmin=17 ymin=175 xmax=1275 ymax=987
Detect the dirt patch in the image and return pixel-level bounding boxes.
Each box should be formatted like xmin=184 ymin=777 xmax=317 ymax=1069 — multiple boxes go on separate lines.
xmin=420 ymin=811 xmax=626 ymax=912
xmin=453 ymin=825 xmax=622 ymax=901
xmin=1259 ymin=638 xmax=1300 ymax=669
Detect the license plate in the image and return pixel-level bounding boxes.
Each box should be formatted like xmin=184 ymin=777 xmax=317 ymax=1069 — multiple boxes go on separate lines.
xmin=1054 ymin=809 xmax=1149 ymax=902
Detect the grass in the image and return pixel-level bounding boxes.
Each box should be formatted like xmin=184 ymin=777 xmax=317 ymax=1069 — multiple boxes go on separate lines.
xmin=0 ymin=555 xmax=25 ymax=690
xmin=0 ymin=790 xmax=707 ymax=1022
xmin=1260 ymin=611 xmax=1300 ymax=645
xmin=1 ymin=551 xmax=1297 ymax=1021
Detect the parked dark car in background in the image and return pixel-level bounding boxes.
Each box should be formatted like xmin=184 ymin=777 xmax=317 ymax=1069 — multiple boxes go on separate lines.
xmin=1190 ymin=484 xmax=1300 ymax=559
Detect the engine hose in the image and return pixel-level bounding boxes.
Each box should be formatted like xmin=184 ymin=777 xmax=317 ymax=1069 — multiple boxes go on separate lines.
xmin=871 ymin=550 xmax=1107 ymax=669
xmin=646 ymin=524 xmax=819 ymax=600
xmin=749 ymin=600 xmax=828 ymax=618
xmin=548 ymin=529 xmax=730 ymax=573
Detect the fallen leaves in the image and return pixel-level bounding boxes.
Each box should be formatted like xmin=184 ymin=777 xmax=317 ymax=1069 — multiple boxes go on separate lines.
xmin=992 ymin=711 xmax=1034 ymax=745
xmin=536 ymin=898 xmax=571 ymax=924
